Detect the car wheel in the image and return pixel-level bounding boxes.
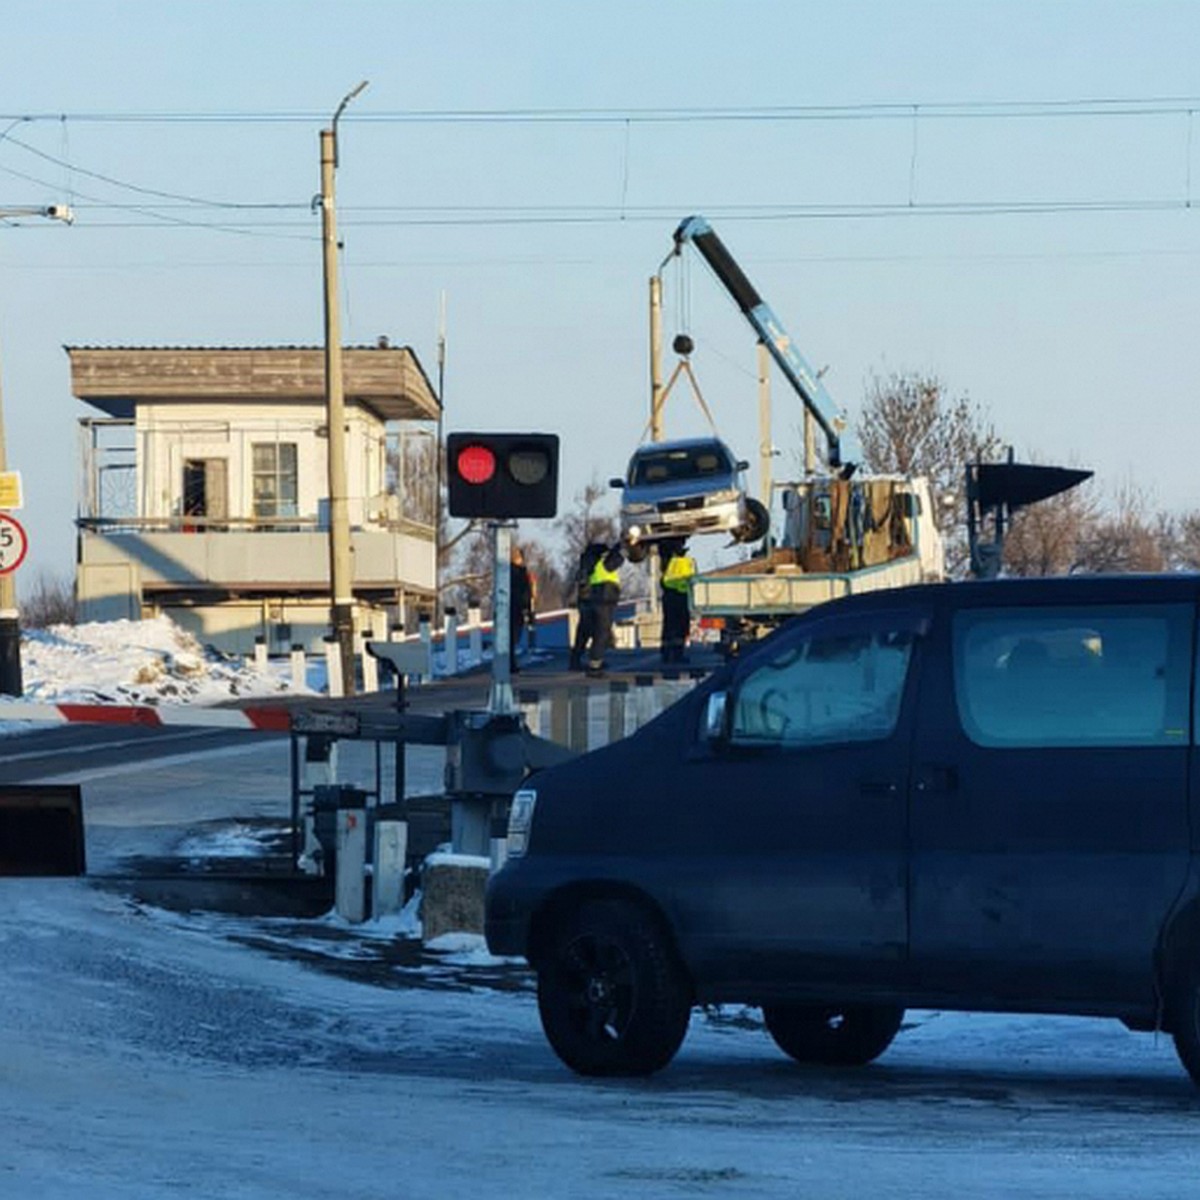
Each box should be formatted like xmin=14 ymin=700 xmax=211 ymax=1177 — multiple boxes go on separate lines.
xmin=762 ymin=1002 xmax=904 ymax=1066
xmin=735 ymin=498 xmax=770 ymax=544
xmin=1170 ymin=961 xmax=1200 ymax=1086
xmin=536 ymin=898 xmax=691 ymax=1076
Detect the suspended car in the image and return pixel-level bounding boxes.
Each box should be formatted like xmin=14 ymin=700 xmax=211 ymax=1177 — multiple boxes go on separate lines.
xmin=610 ymin=437 xmax=769 ymax=562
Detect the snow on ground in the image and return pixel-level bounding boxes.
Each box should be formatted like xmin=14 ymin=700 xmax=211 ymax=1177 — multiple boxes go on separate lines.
xmin=15 ymin=615 xmax=308 ymax=706
xmin=1 ymin=614 xmax=497 ymax=719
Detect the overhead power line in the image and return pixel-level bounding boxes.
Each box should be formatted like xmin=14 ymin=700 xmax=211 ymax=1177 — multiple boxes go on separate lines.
xmin=3 ymin=96 xmax=1200 ymax=126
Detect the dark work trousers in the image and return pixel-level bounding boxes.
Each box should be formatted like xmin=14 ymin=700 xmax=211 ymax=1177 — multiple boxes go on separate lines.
xmin=571 ymin=601 xmax=595 ymax=666
xmin=660 ymin=587 xmax=690 ymax=661
xmin=509 ymin=611 xmax=528 ymax=670
xmin=587 ymin=601 xmax=616 ymax=669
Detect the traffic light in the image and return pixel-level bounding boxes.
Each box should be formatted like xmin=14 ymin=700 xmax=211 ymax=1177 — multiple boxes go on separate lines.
xmin=447 ymin=432 xmax=560 ymax=519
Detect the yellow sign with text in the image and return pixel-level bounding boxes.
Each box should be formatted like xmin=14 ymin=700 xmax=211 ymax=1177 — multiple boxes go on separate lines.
xmin=0 ymin=472 xmax=21 ymax=510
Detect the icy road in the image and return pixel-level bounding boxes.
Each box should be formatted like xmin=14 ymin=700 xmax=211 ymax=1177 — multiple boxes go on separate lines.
xmin=0 ymin=731 xmax=1197 ymax=1199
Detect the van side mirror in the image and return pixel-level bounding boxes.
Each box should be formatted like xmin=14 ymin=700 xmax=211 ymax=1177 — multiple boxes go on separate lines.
xmin=609 ymin=477 xmax=625 ymax=489
xmin=736 ymin=460 xmax=750 ymax=472
xmin=704 ymin=691 xmax=729 ymax=743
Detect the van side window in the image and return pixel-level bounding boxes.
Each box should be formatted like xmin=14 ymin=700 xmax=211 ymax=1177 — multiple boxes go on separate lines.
xmin=953 ymin=604 xmax=1192 ymax=748
xmin=731 ymin=626 xmax=916 ymax=747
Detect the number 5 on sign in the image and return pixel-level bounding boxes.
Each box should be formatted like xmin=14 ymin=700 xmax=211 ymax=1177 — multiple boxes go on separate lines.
xmin=0 ymin=514 xmax=28 ymax=575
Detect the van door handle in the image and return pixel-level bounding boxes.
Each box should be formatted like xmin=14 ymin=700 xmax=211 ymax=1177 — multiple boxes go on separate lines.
xmin=859 ymin=779 xmax=899 ymax=797
xmin=916 ymin=765 xmax=958 ymax=794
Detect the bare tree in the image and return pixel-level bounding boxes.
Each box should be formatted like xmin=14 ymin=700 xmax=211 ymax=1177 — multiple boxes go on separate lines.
xmin=554 ymin=478 xmax=620 ymax=587
xmin=20 ymin=571 xmax=77 ymax=628
xmin=1173 ymin=511 xmax=1200 ymax=570
xmin=856 ymin=372 xmax=1004 ymax=578
xmin=1002 ymin=475 xmax=1100 ymax=576
xmin=1074 ymin=481 xmax=1169 ymax=574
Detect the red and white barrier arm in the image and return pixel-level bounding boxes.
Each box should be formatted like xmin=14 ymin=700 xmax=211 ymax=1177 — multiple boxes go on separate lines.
xmin=0 ymin=702 xmax=292 ymax=731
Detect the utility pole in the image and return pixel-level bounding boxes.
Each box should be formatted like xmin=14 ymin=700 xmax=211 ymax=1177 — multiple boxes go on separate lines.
xmin=434 ymin=291 xmax=446 ymax=627
xmin=319 ymin=82 xmax=367 ymax=696
xmin=648 ymin=273 xmax=664 ymax=442
xmin=0 ymin=203 xmax=74 ymax=696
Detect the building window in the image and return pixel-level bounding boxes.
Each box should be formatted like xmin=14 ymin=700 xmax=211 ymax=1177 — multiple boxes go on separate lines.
xmin=252 ymin=443 xmax=298 ymax=520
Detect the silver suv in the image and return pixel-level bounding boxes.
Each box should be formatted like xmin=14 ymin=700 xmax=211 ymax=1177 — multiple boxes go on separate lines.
xmin=610 ymin=437 xmax=767 ymax=560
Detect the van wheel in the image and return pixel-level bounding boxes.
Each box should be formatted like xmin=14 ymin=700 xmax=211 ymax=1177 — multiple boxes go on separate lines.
xmin=1169 ymin=962 xmax=1200 ymax=1086
xmin=536 ymin=899 xmax=691 ymax=1076
xmin=625 ymin=541 xmax=649 ymax=564
xmin=762 ymin=1003 xmax=904 ymax=1066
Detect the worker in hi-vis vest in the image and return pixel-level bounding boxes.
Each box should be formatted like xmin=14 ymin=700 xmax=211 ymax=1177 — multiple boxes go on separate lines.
xmin=569 ymin=542 xmax=605 ymax=671
xmin=584 ymin=543 xmax=624 ymax=676
xmin=659 ymin=539 xmax=696 ymax=664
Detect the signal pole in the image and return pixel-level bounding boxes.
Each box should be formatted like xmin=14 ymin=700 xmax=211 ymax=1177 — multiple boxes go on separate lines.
xmin=319 ymin=82 xmax=367 ymax=695
xmin=0 ymin=203 xmax=74 ymax=695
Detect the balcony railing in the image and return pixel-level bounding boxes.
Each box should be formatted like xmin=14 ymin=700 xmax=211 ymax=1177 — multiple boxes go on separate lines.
xmin=76 ymin=513 xmax=436 ymax=540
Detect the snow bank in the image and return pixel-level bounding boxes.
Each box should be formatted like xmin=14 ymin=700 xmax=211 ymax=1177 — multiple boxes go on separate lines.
xmin=12 ymin=615 xmax=309 ymax=706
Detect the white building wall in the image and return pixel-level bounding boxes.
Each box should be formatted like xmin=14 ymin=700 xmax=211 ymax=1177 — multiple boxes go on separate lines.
xmin=136 ymin=400 xmax=390 ymax=526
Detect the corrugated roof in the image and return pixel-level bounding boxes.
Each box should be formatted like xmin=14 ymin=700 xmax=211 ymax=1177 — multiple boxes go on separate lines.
xmin=66 ymin=344 xmax=441 ymax=423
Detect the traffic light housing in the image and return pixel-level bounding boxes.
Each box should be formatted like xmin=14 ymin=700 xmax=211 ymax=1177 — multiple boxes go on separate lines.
xmin=447 ymin=432 xmax=560 ymax=519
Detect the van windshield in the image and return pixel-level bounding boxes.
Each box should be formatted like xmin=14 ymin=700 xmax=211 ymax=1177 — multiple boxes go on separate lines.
xmin=630 ymin=445 xmax=732 ymax=486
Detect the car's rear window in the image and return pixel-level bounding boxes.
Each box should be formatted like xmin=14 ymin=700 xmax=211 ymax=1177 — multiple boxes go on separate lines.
xmin=952 ymin=603 xmax=1193 ymax=748
xmin=630 ymin=445 xmax=732 ymax=485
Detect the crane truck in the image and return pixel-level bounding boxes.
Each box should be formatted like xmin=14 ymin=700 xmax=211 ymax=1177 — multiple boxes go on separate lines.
xmin=668 ymin=216 xmax=946 ymax=652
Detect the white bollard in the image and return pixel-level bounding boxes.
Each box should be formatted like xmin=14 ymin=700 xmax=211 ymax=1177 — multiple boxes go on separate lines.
xmin=443 ymin=607 xmax=459 ymax=677
xmin=372 ymin=820 xmax=408 ymax=919
xmin=359 ymin=632 xmax=378 ymax=694
xmin=418 ymin=615 xmax=432 ymax=682
xmin=325 ymin=636 xmax=344 ymax=699
xmin=335 ymin=808 xmax=368 ymax=923
xmin=290 ymin=643 xmax=306 ymax=691
xmin=253 ymin=635 xmax=268 ymax=671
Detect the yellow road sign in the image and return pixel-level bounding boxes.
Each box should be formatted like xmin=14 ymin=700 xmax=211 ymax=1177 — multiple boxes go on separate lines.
xmin=0 ymin=472 xmax=23 ymax=510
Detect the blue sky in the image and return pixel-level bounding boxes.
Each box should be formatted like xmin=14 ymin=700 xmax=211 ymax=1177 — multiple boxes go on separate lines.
xmin=3 ymin=1 xmax=1200 ymax=581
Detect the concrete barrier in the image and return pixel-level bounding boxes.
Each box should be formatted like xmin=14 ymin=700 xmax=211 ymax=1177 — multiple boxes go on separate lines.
xmin=421 ymin=852 xmax=490 ymax=941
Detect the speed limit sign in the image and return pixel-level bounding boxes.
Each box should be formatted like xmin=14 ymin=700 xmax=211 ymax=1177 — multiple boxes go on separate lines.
xmin=0 ymin=513 xmax=28 ymax=575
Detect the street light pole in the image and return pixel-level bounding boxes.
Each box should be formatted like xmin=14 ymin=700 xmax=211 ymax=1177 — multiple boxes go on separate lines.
xmin=0 ymin=203 xmax=74 ymax=696
xmin=319 ymin=82 xmax=367 ymax=696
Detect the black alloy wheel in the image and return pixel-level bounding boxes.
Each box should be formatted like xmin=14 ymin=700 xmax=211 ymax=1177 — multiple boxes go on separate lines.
xmin=1170 ymin=960 xmax=1200 ymax=1087
xmin=536 ymin=899 xmax=691 ymax=1077
xmin=762 ymin=1002 xmax=905 ymax=1067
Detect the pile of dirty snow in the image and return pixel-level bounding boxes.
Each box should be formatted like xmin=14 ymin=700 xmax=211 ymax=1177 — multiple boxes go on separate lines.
xmin=11 ymin=615 xmax=310 ymax=706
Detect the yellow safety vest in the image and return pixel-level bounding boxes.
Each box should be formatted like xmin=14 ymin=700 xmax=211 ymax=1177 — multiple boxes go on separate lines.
xmin=589 ymin=557 xmax=620 ymax=588
xmin=662 ymin=554 xmax=696 ymax=593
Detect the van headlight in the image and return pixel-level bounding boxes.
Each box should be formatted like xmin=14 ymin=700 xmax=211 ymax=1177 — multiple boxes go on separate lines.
xmin=623 ymin=502 xmax=655 ymax=515
xmin=507 ymin=787 xmax=538 ymax=857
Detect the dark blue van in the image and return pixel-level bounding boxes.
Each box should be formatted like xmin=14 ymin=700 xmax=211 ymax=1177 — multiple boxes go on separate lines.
xmin=486 ymin=575 xmax=1200 ymax=1081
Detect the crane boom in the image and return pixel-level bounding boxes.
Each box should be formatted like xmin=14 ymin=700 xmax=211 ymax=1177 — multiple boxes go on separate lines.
xmin=673 ymin=215 xmax=844 ymax=468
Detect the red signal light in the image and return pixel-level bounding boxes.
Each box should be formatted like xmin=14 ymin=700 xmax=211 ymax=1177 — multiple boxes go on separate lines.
xmin=456 ymin=444 xmax=496 ymax=485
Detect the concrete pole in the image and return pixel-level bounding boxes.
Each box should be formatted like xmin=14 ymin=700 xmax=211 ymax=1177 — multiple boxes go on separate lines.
xmin=649 ymin=275 xmax=665 ymax=442
xmin=489 ymin=522 xmax=515 ymax=715
xmin=320 ymin=86 xmax=367 ymax=697
xmin=647 ymin=275 xmax=665 ymax=621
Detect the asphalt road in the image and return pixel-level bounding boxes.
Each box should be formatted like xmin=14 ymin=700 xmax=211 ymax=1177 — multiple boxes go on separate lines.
xmin=0 ymin=722 xmax=281 ymax=784
xmin=0 ymin=723 xmax=1196 ymax=1199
